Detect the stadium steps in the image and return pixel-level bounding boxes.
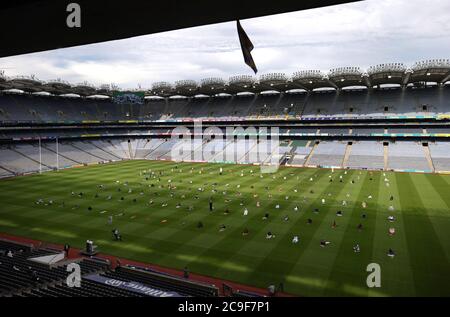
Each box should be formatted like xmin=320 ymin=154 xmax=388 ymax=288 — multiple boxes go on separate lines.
xmin=144 ymin=140 xmax=166 ymax=159
xmin=41 ymin=145 xmax=82 ymax=165
xmin=10 ymin=147 xmax=53 ymax=170
xmin=128 ymin=140 xmax=135 ymax=159
xmin=342 ymin=143 xmax=352 ymax=168
xmin=304 ymin=142 xmax=319 ymax=167
xmin=109 ymin=140 xmax=131 ymax=159
xmin=68 ymin=142 xmax=110 ymax=162
xmin=211 ymin=140 xmax=234 ymax=162
xmin=383 ymin=144 xmax=389 ymax=170
xmin=423 ymin=144 xmax=436 ymax=172
xmin=297 ymin=92 xmax=310 ymax=117
xmin=182 ymin=139 xmax=207 ymax=161
xmin=89 ymin=141 xmax=122 ymax=160
xmin=238 ymin=140 xmax=258 ymax=163
xmin=0 ymin=165 xmax=15 ymax=175
xmin=286 ymin=144 xmax=298 ymax=164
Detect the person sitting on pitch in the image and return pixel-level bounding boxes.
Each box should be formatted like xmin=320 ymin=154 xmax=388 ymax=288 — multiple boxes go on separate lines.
xmin=242 ymin=228 xmax=249 ymax=236
xmin=388 ymin=227 xmax=396 ymax=235
xmin=292 ymin=236 xmax=299 ymax=244
xmin=388 ymin=215 xmax=395 ymax=222
xmin=387 ymin=248 xmax=395 ymax=258
xmin=307 ymin=218 xmax=313 ymax=225
xmin=112 ymin=228 xmax=122 ymax=241
xmin=197 ymin=221 xmax=203 ymax=229
xmin=266 ymin=231 xmax=275 ymax=239
xmin=219 ymin=224 xmax=226 ymax=232
xmin=313 ymin=208 xmax=319 ymax=214
xmin=224 ymin=208 xmax=230 ymax=215
xmin=362 ymin=213 xmax=367 ymax=219
xmin=275 ymin=204 xmax=280 ymax=209
xmin=357 ymin=223 xmax=363 ymax=231
xmin=331 ymin=220 xmax=337 ymax=228
xmin=336 ymin=210 xmax=343 ymax=217
xmin=283 ymin=215 xmax=289 ymax=222
xmin=320 ymin=240 xmax=330 ymax=247
xmin=294 ymin=205 xmax=299 ymax=211
xmin=176 ymin=203 xmax=181 ymax=209
xmin=353 ymin=244 xmax=360 ymax=253
xmin=262 ymin=213 xmax=269 ymax=220
xmin=243 ymin=208 xmax=249 ymax=216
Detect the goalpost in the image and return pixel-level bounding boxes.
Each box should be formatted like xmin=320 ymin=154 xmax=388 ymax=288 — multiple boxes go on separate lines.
xmin=56 ymin=137 xmax=59 ymax=171
xmin=39 ymin=137 xmax=42 ymax=174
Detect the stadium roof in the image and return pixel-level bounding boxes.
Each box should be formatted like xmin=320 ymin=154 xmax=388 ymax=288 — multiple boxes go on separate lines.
xmin=0 ymin=0 xmax=361 ymax=58
xmin=1 ymin=59 xmax=449 ymax=97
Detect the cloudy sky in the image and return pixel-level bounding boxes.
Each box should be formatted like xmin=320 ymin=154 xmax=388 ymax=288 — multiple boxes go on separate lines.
xmin=1 ymin=0 xmax=449 ymax=89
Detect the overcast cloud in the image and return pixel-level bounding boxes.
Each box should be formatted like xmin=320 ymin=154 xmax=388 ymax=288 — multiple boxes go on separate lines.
xmin=1 ymin=0 xmax=449 ymax=89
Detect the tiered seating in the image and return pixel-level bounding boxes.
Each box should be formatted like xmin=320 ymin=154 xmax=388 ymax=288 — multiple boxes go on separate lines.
xmin=149 ymin=139 xmax=179 ymax=160
xmin=0 ymin=146 xmax=41 ymax=173
xmin=429 ymin=142 xmax=450 ymax=171
xmin=308 ymin=141 xmax=347 ymax=167
xmin=388 ymin=141 xmax=430 ymax=171
xmin=346 ymin=141 xmax=384 ymax=170
xmin=105 ymin=266 xmax=219 ymax=297
xmin=290 ymin=141 xmax=312 ymax=166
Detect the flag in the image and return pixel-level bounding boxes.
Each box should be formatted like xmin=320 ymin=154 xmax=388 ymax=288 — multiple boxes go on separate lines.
xmin=237 ymin=20 xmax=257 ymax=74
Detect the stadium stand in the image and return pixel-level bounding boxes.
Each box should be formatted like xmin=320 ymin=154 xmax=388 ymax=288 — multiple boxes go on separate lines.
xmin=387 ymin=141 xmax=431 ymax=171
xmin=0 ymin=239 xmax=219 ymax=297
xmin=346 ymin=141 xmax=385 ymax=170
xmin=0 ymin=65 xmax=449 ymax=177
xmin=429 ymin=142 xmax=450 ymax=171
xmin=307 ymin=141 xmax=347 ymax=167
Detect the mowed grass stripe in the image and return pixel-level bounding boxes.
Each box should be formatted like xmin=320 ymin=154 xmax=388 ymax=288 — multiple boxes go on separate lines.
xmin=283 ymin=170 xmax=361 ymax=296
xmin=396 ymin=172 xmax=450 ymax=296
xmin=193 ymin=168 xmax=326 ymax=283
xmin=322 ymin=171 xmax=380 ymax=296
xmin=156 ymin=167 xmax=318 ymax=273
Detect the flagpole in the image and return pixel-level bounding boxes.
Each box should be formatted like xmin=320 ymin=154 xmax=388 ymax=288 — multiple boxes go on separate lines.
xmin=39 ymin=137 xmax=42 ymax=174
xmin=56 ymin=137 xmax=59 ymax=171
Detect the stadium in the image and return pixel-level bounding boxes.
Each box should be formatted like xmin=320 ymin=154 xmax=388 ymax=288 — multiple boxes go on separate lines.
xmin=0 ymin=0 xmax=450 ymax=299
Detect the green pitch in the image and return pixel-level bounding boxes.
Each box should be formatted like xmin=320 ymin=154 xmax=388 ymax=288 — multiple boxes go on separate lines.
xmin=0 ymin=160 xmax=449 ymax=296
